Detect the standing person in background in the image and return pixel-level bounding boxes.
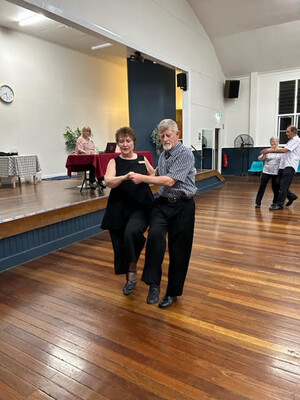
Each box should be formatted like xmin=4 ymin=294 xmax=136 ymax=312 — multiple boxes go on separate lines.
xmin=75 ymin=126 xmax=97 ymax=189
xmin=261 ymin=125 xmax=300 ymax=210
xmin=101 ymin=127 xmax=154 ymax=295
xmin=255 ymin=137 xmax=281 ymax=208
xmin=129 ymin=119 xmax=197 ymax=309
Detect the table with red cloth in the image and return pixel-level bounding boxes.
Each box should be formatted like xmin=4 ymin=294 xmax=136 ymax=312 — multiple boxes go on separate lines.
xmin=66 ymin=151 xmax=154 ymax=179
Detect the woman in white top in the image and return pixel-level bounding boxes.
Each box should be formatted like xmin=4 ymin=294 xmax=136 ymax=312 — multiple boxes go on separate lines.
xmin=255 ymin=137 xmax=281 ymax=208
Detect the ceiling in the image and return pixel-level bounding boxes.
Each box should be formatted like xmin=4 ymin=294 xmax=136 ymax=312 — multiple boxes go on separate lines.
xmin=1 ymin=0 xmax=300 ymax=77
xmin=0 ymin=0 xmax=128 ymax=61
xmin=186 ymin=0 xmax=300 ymax=76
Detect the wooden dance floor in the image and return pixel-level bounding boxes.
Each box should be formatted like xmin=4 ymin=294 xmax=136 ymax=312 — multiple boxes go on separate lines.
xmin=0 ymin=175 xmax=299 ymax=399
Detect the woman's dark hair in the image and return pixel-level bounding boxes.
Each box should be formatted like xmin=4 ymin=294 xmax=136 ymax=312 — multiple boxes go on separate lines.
xmin=115 ymin=126 xmax=137 ymax=146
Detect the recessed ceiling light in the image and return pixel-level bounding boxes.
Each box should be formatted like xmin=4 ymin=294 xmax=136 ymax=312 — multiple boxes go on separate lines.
xmin=19 ymin=13 xmax=48 ymax=26
xmin=91 ymin=43 xmax=112 ymax=51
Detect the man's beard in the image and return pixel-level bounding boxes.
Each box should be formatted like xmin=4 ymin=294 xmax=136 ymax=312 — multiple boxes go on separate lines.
xmin=163 ymin=143 xmax=172 ymax=151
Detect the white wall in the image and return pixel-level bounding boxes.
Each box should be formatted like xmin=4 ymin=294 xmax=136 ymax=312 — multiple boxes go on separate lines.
xmin=224 ymin=69 xmax=300 ymax=148
xmin=0 ymin=28 xmax=129 ymax=177
xmin=190 ymin=70 xmax=225 ymax=149
xmin=223 ymin=77 xmax=250 ymax=148
xmin=14 ymin=0 xmax=225 ymax=155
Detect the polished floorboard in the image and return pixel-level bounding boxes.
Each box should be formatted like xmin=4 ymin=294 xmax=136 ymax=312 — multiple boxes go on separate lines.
xmin=0 ymin=176 xmax=299 ymax=400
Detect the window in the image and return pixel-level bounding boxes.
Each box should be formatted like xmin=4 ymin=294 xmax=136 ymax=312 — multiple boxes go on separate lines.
xmin=277 ymin=80 xmax=300 ymax=144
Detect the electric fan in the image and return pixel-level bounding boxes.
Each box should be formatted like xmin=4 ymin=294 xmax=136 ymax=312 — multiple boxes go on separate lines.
xmin=234 ymin=134 xmax=254 ymax=149
xmin=234 ymin=134 xmax=254 ymax=175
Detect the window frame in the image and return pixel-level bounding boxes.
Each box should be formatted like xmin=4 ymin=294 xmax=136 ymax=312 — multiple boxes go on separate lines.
xmin=276 ymin=79 xmax=300 ymax=144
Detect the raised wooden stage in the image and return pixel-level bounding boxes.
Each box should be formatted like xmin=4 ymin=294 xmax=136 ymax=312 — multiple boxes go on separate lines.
xmin=0 ymin=170 xmax=224 ymax=271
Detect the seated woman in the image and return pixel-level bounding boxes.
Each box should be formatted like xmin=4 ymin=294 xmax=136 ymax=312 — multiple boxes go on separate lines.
xmin=75 ymin=126 xmax=97 ymax=190
xmin=101 ymin=126 xmax=155 ymax=295
xmin=255 ymin=136 xmax=281 ymax=207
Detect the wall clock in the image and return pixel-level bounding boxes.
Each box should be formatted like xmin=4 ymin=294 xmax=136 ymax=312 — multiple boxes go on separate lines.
xmin=0 ymin=84 xmax=14 ymax=103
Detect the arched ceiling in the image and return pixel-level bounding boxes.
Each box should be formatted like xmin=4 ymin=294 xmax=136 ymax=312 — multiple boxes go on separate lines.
xmin=187 ymin=0 xmax=300 ymax=77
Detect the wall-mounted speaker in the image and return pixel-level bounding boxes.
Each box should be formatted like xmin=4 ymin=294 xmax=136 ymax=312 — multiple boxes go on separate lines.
xmin=177 ymin=73 xmax=187 ymax=91
xmin=224 ymin=80 xmax=240 ymax=98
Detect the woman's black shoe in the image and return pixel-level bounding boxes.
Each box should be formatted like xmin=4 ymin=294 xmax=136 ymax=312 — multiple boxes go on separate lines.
xmin=123 ymin=280 xmax=137 ymax=295
xmin=123 ymin=271 xmax=137 ymax=295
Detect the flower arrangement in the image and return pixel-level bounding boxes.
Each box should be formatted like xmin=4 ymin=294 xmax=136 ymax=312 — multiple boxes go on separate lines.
xmin=151 ymin=126 xmax=163 ymax=155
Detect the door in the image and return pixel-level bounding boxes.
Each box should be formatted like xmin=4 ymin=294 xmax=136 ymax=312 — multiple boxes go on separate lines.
xmin=214 ymin=128 xmax=220 ymax=171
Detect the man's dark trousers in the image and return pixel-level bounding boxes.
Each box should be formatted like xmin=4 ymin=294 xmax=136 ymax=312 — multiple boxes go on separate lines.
xmin=276 ymin=167 xmax=296 ymax=207
xmin=142 ymin=197 xmax=195 ymax=297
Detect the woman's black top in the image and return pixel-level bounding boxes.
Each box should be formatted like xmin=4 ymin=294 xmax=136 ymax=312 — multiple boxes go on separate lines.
xmin=101 ymin=154 xmax=154 ymax=230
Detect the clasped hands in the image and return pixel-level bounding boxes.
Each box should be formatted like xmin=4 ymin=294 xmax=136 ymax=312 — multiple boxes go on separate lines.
xmin=126 ymin=171 xmax=144 ymax=184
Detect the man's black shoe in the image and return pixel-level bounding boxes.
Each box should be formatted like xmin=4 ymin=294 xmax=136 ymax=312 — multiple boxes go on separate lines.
xmin=269 ymin=204 xmax=283 ymax=210
xmin=158 ymin=295 xmax=177 ymax=308
xmin=286 ymin=195 xmax=298 ymax=207
xmin=146 ymin=284 xmax=160 ymax=304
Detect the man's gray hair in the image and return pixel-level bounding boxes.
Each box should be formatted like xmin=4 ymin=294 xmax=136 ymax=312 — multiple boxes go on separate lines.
xmin=158 ymin=119 xmax=178 ymax=134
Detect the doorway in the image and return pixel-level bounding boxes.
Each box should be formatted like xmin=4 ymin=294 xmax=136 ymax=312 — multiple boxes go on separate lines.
xmin=214 ymin=128 xmax=220 ymax=171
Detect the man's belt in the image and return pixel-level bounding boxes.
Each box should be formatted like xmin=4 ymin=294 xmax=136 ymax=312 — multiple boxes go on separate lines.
xmin=159 ymin=196 xmax=193 ymax=203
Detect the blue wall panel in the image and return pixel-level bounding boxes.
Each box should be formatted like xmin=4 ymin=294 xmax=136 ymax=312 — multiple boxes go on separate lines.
xmin=0 ymin=209 xmax=106 ymax=272
xmin=221 ymin=147 xmax=263 ymax=175
xmin=127 ymin=58 xmax=176 ymax=166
